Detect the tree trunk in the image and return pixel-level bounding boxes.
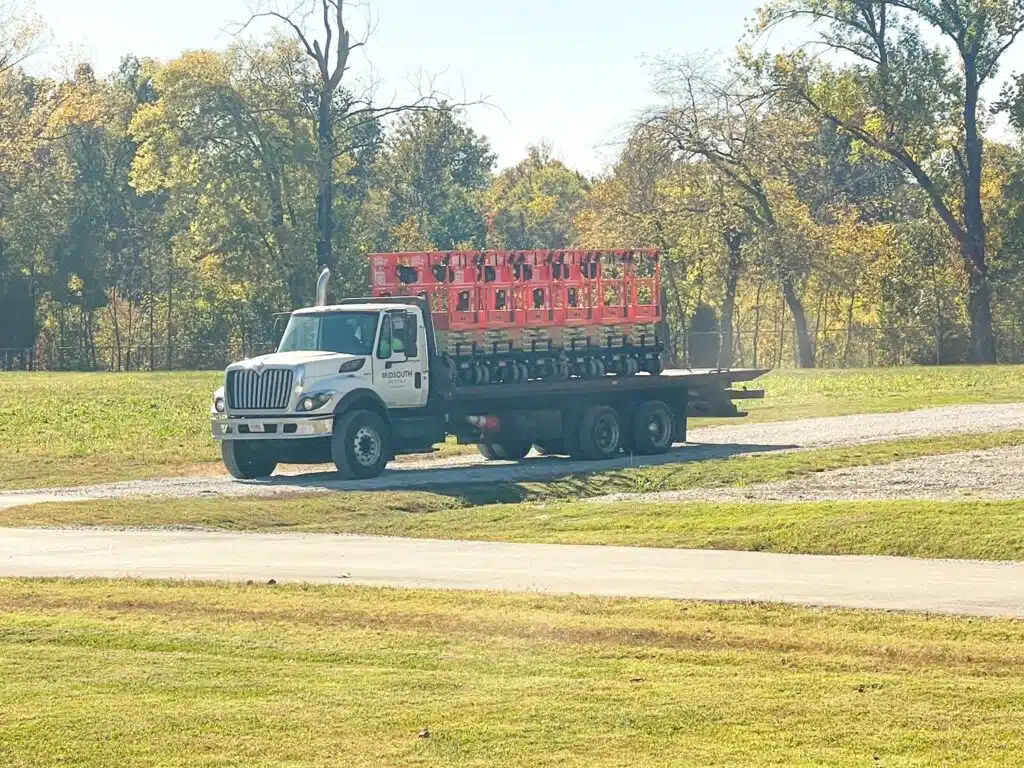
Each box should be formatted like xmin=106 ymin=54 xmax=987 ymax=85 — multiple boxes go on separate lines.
xmin=268 ymin=168 xmax=306 ymax=307
xmin=965 ymin=251 xmax=997 ymax=364
xmin=316 ymin=92 xmax=335 ymax=270
xmin=842 ymin=289 xmax=856 ymax=367
xmin=147 ymin=253 xmax=155 ymax=371
xmin=657 ymin=286 xmax=675 ymax=365
xmin=109 ymin=291 xmax=123 ymax=371
xmin=719 ymin=228 xmax=743 ymax=368
xmin=166 ymin=262 xmax=174 ymax=371
xmin=752 ymin=280 xmax=763 ymax=369
xmin=962 ymin=61 xmax=997 ymax=363
xmin=782 ymin=279 xmax=814 ymax=368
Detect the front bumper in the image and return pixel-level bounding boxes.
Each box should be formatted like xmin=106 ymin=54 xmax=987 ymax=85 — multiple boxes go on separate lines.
xmin=211 ymin=414 xmax=334 ymax=441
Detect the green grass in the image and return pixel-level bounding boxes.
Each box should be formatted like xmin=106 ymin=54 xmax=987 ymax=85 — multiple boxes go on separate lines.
xmin=3 ymin=365 xmax=1023 ymax=489
xmin=520 ymin=429 xmax=1024 ymax=500
xmin=0 ymin=371 xmax=465 ymax=490
xmin=8 ymin=434 xmax=1024 ymax=565
xmin=0 ymin=372 xmax=221 ymax=489
xmin=718 ymin=364 xmax=1024 ymax=425
xmin=2 ymin=579 xmax=1023 ymax=767
xmin=12 ymin=495 xmax=1023 ymax=561
xmin=8 ymin=431 xmax=1024 ymax=562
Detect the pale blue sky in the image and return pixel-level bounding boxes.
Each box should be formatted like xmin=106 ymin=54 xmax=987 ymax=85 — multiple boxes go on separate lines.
xmin=36 ymin=0 xmax=758 ymax=172
xmin=34 ymin=0 xmax=1024 ymax=172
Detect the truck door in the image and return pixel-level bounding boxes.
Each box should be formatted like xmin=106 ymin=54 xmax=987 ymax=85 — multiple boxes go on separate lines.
xmin=373 ymin=310 xmax=428 ymax=408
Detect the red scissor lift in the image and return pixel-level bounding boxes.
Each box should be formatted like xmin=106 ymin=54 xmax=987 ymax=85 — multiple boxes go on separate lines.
xmin=370 ymin=249 xmax=662 ymax=384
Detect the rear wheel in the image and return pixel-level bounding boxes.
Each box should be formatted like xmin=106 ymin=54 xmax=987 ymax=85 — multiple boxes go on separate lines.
xmin=332 ymin=409 xmax=391 ymax=479
xmin=627 ymin=400 xmax=675 ymax=455
xmin=576 ymin=405 xmax=622 ymax=460
xmin=221 ymin=440 xmax=277 ymax=480
xmin=477 ymin=439 xmax=532 ymax=461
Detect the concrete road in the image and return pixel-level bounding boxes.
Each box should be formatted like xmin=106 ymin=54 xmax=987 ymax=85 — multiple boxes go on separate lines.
xmin=2 ymin=527 xmax=1022 ymax=617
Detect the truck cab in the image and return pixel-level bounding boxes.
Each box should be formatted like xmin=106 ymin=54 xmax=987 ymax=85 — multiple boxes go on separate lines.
xmin=212 ymin=290 xmax=437 ymax=480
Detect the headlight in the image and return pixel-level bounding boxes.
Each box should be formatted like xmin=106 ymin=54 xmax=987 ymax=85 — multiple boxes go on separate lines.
xmin=214 ymin=397 xmax=225 ymax=413
xmin=338 ymin=358 xmax=365 ymax=373
xmin=297 ymin=392 xmax=334 ymax=412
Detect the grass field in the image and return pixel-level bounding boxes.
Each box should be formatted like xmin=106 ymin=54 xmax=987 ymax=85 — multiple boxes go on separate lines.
xmin=2 ymin=365 xmax=1023 ymax=489
xmin=9 ymin=431 xmax=1024 ymax=561
xmin=2 ymin=579 xmax=1023 ymax=767
xmin=732 ymin=364 xmax=1024 ymax=424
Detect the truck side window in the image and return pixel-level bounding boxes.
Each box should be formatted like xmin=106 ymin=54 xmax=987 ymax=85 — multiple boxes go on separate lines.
xmin=377 ymin=314 xmax=392 ymax=358
xmin=405 ymin=313 xmax=419 ymax=358
xmin=391 ymin=313 xmax=406 ymax=356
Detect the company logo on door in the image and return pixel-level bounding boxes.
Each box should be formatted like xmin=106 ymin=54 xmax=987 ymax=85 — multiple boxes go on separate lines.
xmin=382 ymin=370 xmax=414 ymax=382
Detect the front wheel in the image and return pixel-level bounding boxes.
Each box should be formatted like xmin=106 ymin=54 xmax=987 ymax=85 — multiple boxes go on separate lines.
xmin=221 ymin=440 xmax=277 ymax=480
xmin=332 ymin=410 xmax=391 ymax=479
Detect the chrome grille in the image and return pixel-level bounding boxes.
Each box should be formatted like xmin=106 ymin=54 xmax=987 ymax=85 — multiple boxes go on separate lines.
xmin=227 ymin=368 xmax=294 ymax=411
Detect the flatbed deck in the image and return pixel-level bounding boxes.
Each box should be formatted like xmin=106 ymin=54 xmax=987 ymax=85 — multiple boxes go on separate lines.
xmin=440 ymin=368 xmax=768 ymax=418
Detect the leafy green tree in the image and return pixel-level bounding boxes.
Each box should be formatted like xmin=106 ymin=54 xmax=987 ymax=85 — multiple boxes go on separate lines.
xmin=486 ymin=144 xmax=588 ymax=249
xmin=753 ymin=0 xmax=1024 ymax=362
xmin=641 ymin=56 xmax=820 ymax=367
xmin=240 ymin=0 xmax=458 ymax=272
xmin=366 ymin=107 xmax=494 ymax=251
xmin=130 ymin=41 xmax=320 ymax=308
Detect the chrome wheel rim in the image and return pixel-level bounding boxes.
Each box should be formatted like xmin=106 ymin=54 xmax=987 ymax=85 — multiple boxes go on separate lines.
xmin=647 ymin=411 xmax=671 ymax=446
xmin=352 ymin=426 xmax=381 ymax=467
xmin=593 ymin=413 xmax=620 ymax=453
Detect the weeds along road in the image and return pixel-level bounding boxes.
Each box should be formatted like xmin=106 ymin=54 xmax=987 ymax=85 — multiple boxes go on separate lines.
xmin=3 ymin=402 xmax=1024 ymax=509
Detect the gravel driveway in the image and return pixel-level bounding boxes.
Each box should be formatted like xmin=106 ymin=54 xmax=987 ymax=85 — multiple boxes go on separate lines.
xmin=2 ymin=402 xmax=1023 ymax=510
xmin=595 ymin=444 xmax=1024 ymax=504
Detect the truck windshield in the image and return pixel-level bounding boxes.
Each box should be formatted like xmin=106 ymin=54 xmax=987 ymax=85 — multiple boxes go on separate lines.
xmin=278 ymin=311 xmax=380 ymax=356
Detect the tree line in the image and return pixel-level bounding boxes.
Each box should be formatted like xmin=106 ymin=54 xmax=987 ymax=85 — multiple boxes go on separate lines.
xmin=4 ymin=0 xmax=1024 ymax=371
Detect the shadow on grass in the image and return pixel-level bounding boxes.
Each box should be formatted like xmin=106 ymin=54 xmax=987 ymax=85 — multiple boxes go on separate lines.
xmin=243 ymin=441 xmax=796 ymax=507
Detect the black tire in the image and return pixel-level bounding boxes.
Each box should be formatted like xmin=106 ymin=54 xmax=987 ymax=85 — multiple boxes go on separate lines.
xmin=627 ymin=400 xmax=675 ymax=455
xmin=221 ymin=440 xmax=277 ymax=480
xmin=332 ymin=409 xmax=391 ymax=479
xmin=534 ymin=439 xmax=566 ymax=456
xmin=645 ymin=355 xmax=664 ymax=375
xmin=562 ymin=409 xmax=584 ymax=459
xmin=477 ymin=439 xmax=532 ymax=461
xmin=576 ymin=405 xmax=622 ymax=460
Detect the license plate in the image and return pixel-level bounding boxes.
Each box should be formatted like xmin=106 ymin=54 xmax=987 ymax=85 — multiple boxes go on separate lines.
xmin=248 ymin=423 xmax=265 ymax=433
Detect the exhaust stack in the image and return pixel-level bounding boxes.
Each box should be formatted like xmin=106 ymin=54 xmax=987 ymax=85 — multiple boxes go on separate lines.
xmin=315 ymin=267 xmax=331 ymax=307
